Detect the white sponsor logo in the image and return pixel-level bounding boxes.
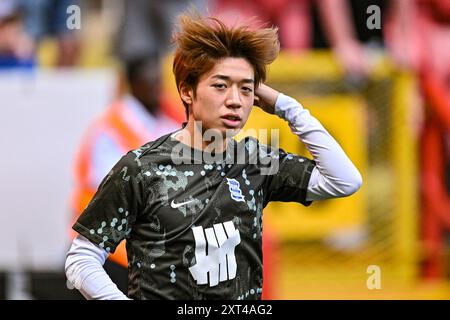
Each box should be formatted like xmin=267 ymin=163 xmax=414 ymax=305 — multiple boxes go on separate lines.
xmin=171 ymin=199 xmax=194 ymax=209
xmin=189 ymin=221 xmax=241 ymax=287
xmin=226 ymin=178 xmax=245 ymax=202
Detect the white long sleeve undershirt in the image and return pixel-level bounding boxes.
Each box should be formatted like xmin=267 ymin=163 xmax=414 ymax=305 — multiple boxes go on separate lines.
xmin=66 ymin=93 xmax=362 ymax=300
xmin=65 ymin=235 xmax=130 ymax=300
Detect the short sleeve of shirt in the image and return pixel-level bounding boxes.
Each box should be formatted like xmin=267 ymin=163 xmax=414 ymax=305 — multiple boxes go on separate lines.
xmin=263 ymin=146 xmax=316 ymax=207
xmin=72 ymin=152 xmax=146 ymax=253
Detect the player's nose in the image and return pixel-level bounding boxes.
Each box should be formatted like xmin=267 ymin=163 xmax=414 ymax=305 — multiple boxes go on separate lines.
xmin=225 ymin=86 xmax=242 ymax=109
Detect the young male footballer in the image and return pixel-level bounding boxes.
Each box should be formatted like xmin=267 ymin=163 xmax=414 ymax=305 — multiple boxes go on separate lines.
xmin=65 ymin=12 xmax=362 ymax=300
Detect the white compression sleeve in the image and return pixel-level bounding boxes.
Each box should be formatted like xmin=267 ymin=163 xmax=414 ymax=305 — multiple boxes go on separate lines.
xmin=275 ymin=93 xmax=362 ymax=201
xmin=65 ymin=235 xmax=130 ymax=300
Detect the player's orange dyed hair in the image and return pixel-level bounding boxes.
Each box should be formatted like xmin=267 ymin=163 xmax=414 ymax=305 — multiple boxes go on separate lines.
xmin=172 ymin=11 xmax=280 ymax=118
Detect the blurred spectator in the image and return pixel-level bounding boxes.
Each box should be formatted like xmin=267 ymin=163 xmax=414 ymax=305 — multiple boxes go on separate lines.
xmin=112 ymin=0 xmax=206 ymax=122
xmin=212 ymin=0 xmax=390 ymax=80
xmin=114 ymin=0 xmax=206 ymax=62
xmin=384 ymin=0 xmax=450 ymax=180
xmin=385 ymin=0 xmax=450 ymax=81
xmin=315 ymin=0 xmax=389 ymax=80
xmin=70 ymin=53 xmax=181 ymax=292
xmin=19 ymin=0 xmax=81 ymax=67
xmin=211 ymin=0 xmax=311 ymax=51
xmin=385 ymin=0 xmax=450 ymax=278
xmin=0 ymin=0 xmax=34 ymax=68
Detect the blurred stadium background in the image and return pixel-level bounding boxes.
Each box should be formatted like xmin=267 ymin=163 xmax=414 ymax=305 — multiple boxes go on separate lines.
xmin=0 ymin=0 xmax=449 ymax=299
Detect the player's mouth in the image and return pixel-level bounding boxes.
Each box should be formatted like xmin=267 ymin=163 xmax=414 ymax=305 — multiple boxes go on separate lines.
xmin=220 ymin=113 xmax=242 ymax=128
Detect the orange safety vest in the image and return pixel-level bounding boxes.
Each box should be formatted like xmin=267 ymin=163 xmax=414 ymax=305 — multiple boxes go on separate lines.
xmin=71 ymin=97 xmax=181 ymax=267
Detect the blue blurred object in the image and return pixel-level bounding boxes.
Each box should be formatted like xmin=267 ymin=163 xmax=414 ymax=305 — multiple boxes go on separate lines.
xmin=0 ymin=54 xmax=35 ymax=69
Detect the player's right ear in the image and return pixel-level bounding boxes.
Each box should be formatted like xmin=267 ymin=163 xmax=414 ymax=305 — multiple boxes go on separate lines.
xmin=179 ymin=83 xmax=193 ymax=105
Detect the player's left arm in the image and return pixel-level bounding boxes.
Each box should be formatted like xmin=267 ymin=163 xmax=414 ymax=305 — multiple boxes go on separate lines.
xmin=255 ymin=83 xmax=362 ymax=201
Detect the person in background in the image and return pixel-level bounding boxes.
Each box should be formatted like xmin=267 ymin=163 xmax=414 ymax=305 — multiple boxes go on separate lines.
xmin=112 ymin=0 xmax=207 ymax=124
xmin=211 ymin=0 xmax=311 ymax=52
xmin=18 ymin=0 xmax=81 ymax=67
xmin=212 ymin=0 xmax=390 ymax=81
xmin=114 ymin=0 xmax=206 ymax=61
xmin=0 ymin=0 xmax=34 ymax=68
xmin=314 ymin=0 xmax=389 ymax=82
xmin=385 ymin=0 xmax=450 ymax=279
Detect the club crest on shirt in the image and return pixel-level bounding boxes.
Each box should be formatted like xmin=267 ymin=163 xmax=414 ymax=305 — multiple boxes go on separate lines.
xmin=226 ymin=178 xmax=245 ymax=202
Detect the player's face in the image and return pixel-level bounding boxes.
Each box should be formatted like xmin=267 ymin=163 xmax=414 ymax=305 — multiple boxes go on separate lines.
xmin=189 ymin=57 xmax=255 ymax=137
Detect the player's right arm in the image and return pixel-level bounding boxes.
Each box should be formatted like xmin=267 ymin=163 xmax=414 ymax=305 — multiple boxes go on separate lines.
xmin=65 ymin=235 xmax=130 ymax=300
xmin=67 ymin=152 xmax=146 ymax=299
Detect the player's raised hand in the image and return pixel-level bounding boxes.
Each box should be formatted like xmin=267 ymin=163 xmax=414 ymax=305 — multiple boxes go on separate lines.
xmin=254 ymin=83 xmax=280 ymax=114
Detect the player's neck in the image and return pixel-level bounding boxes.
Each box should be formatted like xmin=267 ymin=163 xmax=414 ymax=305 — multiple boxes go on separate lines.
xmin=176 ymin=120 xmax=228 ymax=153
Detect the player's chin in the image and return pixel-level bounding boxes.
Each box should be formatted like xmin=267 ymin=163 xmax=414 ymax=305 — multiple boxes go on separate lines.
xmin=218 ymin=119 xmax=244 ymax=137
xmin=219 ymin=124 xmax=242 ymax=138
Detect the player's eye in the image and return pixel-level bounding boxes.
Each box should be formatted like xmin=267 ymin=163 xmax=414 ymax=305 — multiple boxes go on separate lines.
xmin=241 ymin=86 xmax=253 ymax=94
xmin=213 ymin=83 xmax=227 ymax=89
